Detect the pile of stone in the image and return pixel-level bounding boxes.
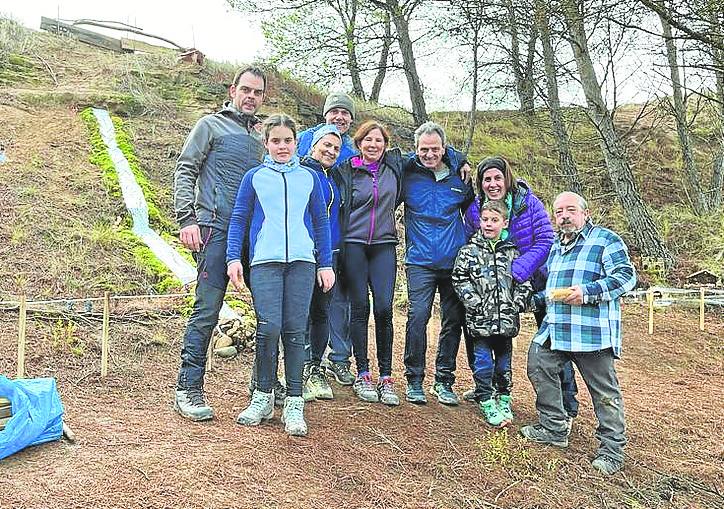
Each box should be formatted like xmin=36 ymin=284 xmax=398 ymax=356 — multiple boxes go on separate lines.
xmin=212 ymin=315 xmax=256 ymax=358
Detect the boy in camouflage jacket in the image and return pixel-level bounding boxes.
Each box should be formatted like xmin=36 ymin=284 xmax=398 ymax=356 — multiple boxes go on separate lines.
xmin=452 ymin=200 xmax=533 ymax=427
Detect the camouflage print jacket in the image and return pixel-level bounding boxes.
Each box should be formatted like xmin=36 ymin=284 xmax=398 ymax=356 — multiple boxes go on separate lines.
xmin=452 ymin=232 xmax=533 ymax=338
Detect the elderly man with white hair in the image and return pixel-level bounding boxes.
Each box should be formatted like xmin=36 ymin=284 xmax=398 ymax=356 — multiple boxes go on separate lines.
xmin=521 ymin=191 xmax=636 ymax=476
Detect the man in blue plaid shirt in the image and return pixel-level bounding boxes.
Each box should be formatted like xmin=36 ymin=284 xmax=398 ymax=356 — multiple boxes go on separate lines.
xmin=520 ymin=192 xmax=636 ymax=475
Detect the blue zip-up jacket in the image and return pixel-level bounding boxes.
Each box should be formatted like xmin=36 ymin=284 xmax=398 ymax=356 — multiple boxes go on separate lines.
xmin=297 ymin=123 xmax=358 ymax=168
xmin=301 ymin=156 xmax=342 ymax=251
xmin=402 ymin=147 xmax=475 ymax=270
xmin=226 ymin=155 xmax=332 ymax=269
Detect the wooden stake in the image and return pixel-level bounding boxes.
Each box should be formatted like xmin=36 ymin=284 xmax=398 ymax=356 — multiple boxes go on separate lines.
xmin=17 ymin=295 xmax=27 ymax=379
xmin=699 ymin=287 xmax=705 ymax=331
xmin=647 ymin=289 xmax=654 ymax=335
xmin=101 ymin=291 xmax=110 ymax=377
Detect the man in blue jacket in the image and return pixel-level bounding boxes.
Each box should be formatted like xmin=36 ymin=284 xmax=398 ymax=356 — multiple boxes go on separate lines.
xmin=173 ymin=67 xmax=267 ymax=422
xmin=402 ymin=121 xmax=475 ymax=405
xmin=297 ymin=92 xmax=358 ymax=386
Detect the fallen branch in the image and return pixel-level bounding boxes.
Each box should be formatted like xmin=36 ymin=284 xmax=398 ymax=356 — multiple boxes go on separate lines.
xmin=65 ymin=19 xmax=186 ymax=51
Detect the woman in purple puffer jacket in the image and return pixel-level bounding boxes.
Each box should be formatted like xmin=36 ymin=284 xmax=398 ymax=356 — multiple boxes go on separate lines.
xmin=461 ymin=156 xmax=579 ymax=420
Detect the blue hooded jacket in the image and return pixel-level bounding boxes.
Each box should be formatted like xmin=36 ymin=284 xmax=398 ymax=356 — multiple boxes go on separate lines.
xmin=226 ymin=155 xmax=332 ymax=269
xmin=301 ymin=155 xmax=342 ymax=252
xmin=402 ymin=147 xmax=475 ymax=270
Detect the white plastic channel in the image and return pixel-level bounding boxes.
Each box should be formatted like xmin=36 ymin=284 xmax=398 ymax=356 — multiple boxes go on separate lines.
xmin=91 ymin=108 xmax=239 ymax=321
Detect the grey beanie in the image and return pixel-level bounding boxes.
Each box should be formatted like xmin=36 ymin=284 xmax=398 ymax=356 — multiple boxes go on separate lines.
xmin=323 ymin=92 xmax=355 ymax=119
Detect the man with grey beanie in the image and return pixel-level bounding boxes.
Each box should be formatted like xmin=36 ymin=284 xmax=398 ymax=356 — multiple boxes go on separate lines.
xmin=297 ymin=92 xmax=358 ymax=387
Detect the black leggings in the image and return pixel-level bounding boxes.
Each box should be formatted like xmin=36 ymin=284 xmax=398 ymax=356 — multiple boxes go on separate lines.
xmin=343 ymin=243 xmax=396 ymax=377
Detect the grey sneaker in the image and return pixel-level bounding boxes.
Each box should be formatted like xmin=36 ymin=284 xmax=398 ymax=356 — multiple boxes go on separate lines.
xmin=307 ymin=365 xmax=334 ymax=400
xmin=236 ymin=390 xmax=274 ymax=426
xmin=174 ymin=388 xmax=214 ymax=421
xmin=249 ymin=378 xmax=287 ymax=406
xmin=302 ymin=364 xmax=316 ymax=402
xmin=519 ymin=423 xmax=569 ymax=448
xmin=281 ymin=396 xmax=308 ymax=436
xmin=326 ymin=361 xmax=355 ymax=386
xmin=430 ymin=382 xmax=460 ymax=406
xmin=592 ymin=455 xmax=623 ymax=475
xmin=462 ymin=388 xmax=476 ymax=403
xmin=405 ymin=382 xmax=427 ymax=404
xmin=353 ymin=373 xmax=379 ymax=403
xmin=378 ymin=377 xmax=400 ymax=406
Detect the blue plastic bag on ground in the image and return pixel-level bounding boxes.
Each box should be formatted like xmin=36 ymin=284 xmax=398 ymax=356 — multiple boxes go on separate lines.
xmin=0 ymin=376 xmax=64 ymax=460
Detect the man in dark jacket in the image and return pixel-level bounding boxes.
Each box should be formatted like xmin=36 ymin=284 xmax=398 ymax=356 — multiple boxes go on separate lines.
xmin=402 ymin=121 xmax=474 ymax=405
xmin=173 ymin=67 xmax=266 ymax=421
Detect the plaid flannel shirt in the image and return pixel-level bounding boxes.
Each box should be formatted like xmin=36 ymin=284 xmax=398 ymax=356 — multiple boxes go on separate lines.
xmin=533 ymin=221 xmax=636 ymax=358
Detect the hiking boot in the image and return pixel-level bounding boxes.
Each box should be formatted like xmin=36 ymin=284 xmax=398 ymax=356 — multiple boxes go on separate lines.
xmin=353 ymin=372 xmax=379 ymax=403
xmin=462 ymin=388 xmax=476 ymax=403
xmin=326 ymin=361 xmax=355 ymax=386
xmin=519 ymin=423 xmax=568 ymax=448
xmin=307 ymin=365 xmax=334 ymax=400
xmin=377 ymin=376 xmax=400 ymax=406
xmin=281 ymin=396 xmax=308 ymax=437
xmin=405 ymin=382 xmax=427 ymax=404
xmin=302 ymin=364 xmax=316 ymax=402
xmin=236 ymin=390 xmax=274 ymax=426
xmin=497 ymin=394 xmax=514 ymax=422
xmin=174 ymin=388 xmax=214 ymax=421
xmin=479 ymin=398 xmax=509 ymax=427
xmin=592 ymin=455 xmax=623 ymax=475
xmin=430 ymin=382 xmax=460 ymax=406
xmin=249 ymin=378 xmax=287 ymax=407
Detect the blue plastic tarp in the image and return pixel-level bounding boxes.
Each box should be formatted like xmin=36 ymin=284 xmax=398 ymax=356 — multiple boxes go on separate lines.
xmin=0 ymin=376 xmax=64 ymax=460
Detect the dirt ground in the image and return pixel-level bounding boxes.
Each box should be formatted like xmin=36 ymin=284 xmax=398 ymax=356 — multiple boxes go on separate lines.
xmin=0 ymin=302 xmax=722 ymax=509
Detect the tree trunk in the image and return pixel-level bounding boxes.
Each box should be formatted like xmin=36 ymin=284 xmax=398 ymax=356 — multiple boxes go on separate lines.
xmin=658 ymin=6 xmax=708 ymax=214
xmin=562 ymin=0 xmax=674 ymax=267
xmin=504 ymin=0 xmax=536 ymax=116
xmin=338 ymin=0 xmax=366 ymax=99
xmin=534 ymin=0 xmax=583 ymax=195
xmin=384 ymin=0 xmax=428 ymax=124
xmin=709 ymin=10 xmax=724 ymax=209
xmin=465 ymin=28 xmax=480 ymax=156
xmin=369 ymin=11 xmax=392 ymax=103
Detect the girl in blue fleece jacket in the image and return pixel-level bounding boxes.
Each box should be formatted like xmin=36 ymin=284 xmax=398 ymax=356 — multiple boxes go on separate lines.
xmin=226 ymin=113 xmax=334 ymax=437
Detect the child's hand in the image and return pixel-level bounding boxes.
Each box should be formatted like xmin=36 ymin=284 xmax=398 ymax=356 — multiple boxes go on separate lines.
xmin=317 ymin=268 xmax=336 ymax=293
xmin=227 ymin=261 xmax=245 ymax=293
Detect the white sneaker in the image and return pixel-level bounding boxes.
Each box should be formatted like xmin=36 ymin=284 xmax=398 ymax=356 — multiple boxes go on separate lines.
xmin=236 ymin=390 xmax=274 ymax=426
xmin=281 ymin=396 xmax=308 ymax=436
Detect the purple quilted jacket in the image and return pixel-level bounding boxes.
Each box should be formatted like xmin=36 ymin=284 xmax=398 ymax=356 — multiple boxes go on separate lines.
xmin=463 ymin=180 xmax=554 ymax=290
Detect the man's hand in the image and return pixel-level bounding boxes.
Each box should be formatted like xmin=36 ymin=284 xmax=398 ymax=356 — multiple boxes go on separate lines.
xmin=227 ymin=261 xmax=245 ymax=293
xmin=317 ymin=268 xmax=336 ymax=293
xmin=179 ymin=224 xmax=202 ymax=252
xmin=563 ymin=286 xmax=584 ymax=305
xmin=460 ymin=163 xmax=472 ymax=184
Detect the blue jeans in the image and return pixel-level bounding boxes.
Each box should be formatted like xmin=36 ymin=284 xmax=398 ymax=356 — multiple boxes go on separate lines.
xmin=327 ymin=278 xmax=351 ymax=365
xmin=250 ymin=261 xmax=315 ymax=397
xmin=471 ymin=334 xmax=513 ymax=402
xmin=177 ymin=227 xmax=228 ymax=390
xmin=307 ymin=255 xmax=338 ymax=366
xmin=403 ymin=265 xmax=464 ymax=385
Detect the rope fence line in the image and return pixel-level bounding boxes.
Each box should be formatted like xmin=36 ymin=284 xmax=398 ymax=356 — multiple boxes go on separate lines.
xmin=3 ymin=285 xmax=722 ymax=378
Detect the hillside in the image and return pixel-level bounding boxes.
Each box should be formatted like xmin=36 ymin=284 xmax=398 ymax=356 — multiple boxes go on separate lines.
xmin=1 ymin=17 xmax=723 ymax=509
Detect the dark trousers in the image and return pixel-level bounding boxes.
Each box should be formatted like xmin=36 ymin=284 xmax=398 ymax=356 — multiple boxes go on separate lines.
xmin=343 ymin=243 xmax=396 ymax=377
xmin=307 ymin=255 xmax=338 ymax=366
xmin=177 ymin=226 xmax=228 ymax=390
xmin=327 ymin=277 xmax=352 ymax=365
xmin=403 ymin=265 xmax=464 ymax=385
xmin=527 ymin=341 xmax=627 ymax=462
xmin=471 ymin=334 xmax=513 ymax=402
xmin=250 ymin=261 xmax=315 ymax=397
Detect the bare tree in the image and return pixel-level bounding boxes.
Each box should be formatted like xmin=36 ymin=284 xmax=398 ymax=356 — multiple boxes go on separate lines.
xmin=503 ymin=0 xmax=538 ymax=115
xmin=370 ymin=0 xmax=429 ymax=123
xmin=561 ymin=0 xmax=674 ymax=266
xmin=534 ymin=0 xmax=583 ymax=194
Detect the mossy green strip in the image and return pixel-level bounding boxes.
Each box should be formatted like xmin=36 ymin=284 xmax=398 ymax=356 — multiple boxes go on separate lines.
xmin=80 ymin=107 xmax=182 ymax=292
